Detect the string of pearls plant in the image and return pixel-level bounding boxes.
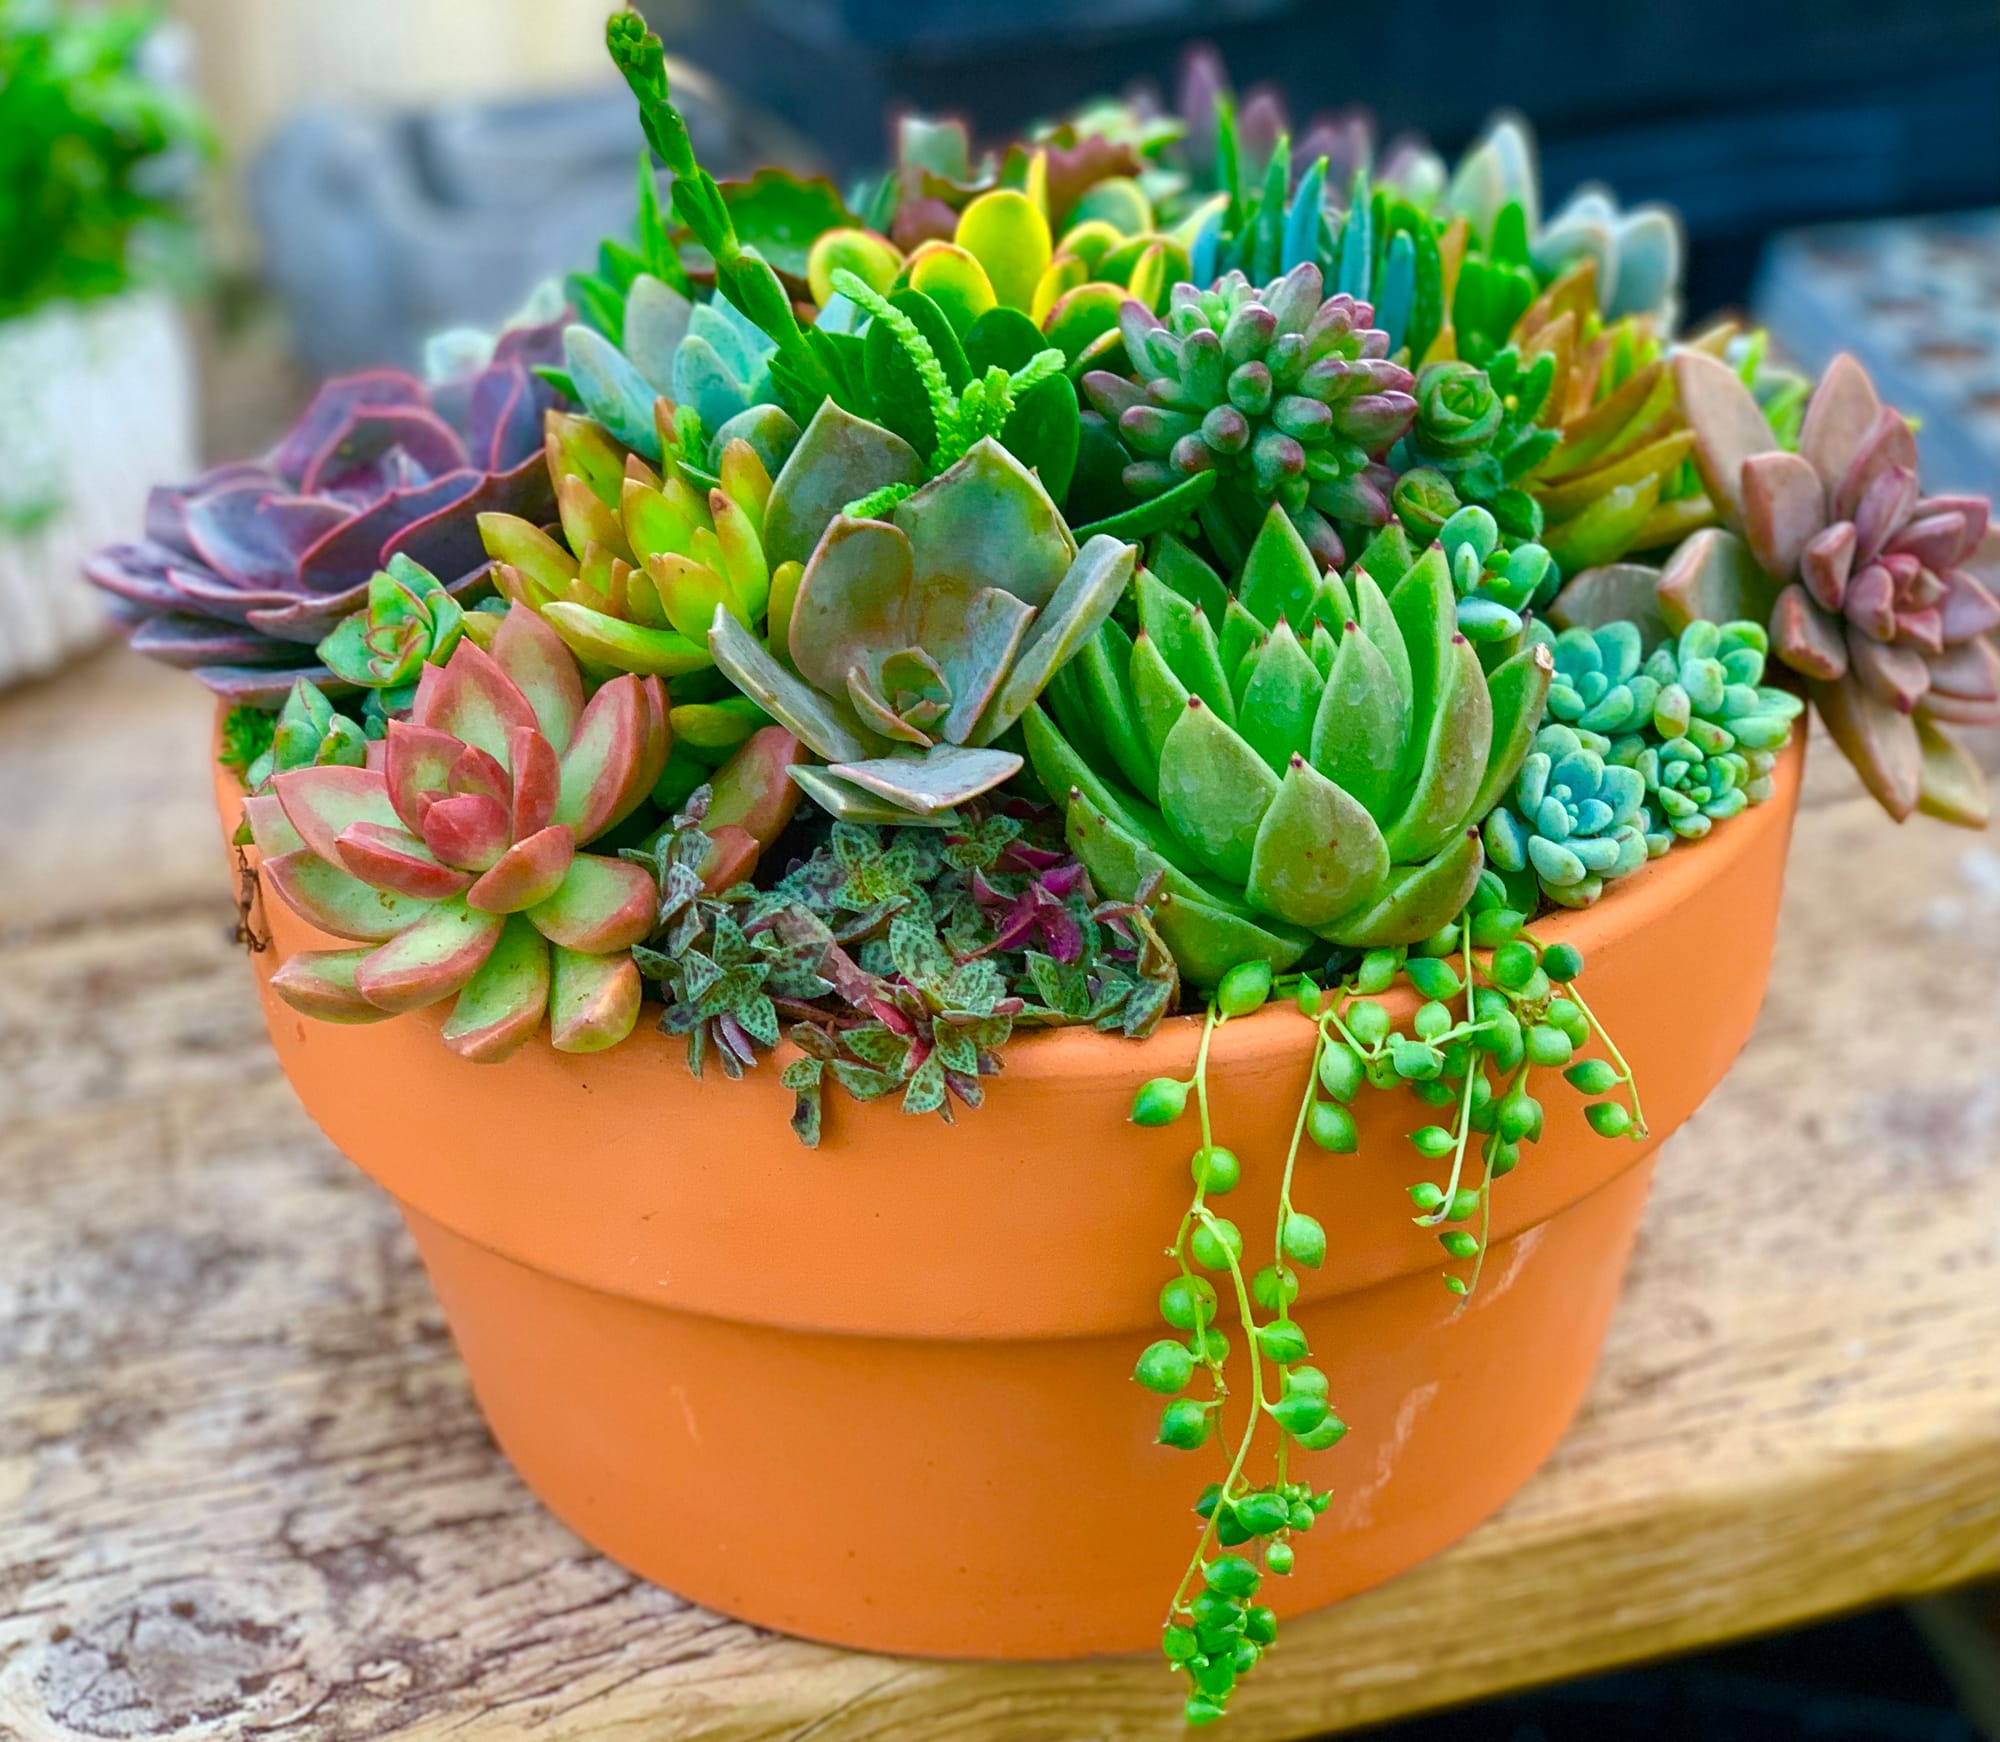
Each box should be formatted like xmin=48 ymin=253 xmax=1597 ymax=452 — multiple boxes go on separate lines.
xmin=1127 ymin=875 xmax=1645 ymax=1723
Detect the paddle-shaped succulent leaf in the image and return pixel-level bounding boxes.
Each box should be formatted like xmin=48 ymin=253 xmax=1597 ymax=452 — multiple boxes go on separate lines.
xmin=250 ymin=604 xmax=672 ymax=1060
xmin=1027 ymin=505 xmax=1552 ymax=982
xmin=1676 ymin=349 xmax=1999 ymax=825
xmin=708 ymin=438 xmax=1135 ymax=824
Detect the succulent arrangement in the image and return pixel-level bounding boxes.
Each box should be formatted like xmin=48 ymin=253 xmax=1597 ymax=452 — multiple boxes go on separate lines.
xmin=93 ymin=12 xmax=1996 ymax=1728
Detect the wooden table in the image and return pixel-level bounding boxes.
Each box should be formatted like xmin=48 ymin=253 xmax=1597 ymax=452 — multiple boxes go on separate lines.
xmin=2 ymin=644 xmax=1996 ymax=1742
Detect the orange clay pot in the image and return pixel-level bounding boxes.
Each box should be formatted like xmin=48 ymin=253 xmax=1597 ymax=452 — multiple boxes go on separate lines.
xmin=217 ymin=731 xmax=1803 ymax=1659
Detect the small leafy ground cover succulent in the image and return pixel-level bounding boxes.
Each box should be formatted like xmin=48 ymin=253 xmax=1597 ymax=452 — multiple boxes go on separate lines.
xmin=90 ymin=12 xmax=1999 ymax=1731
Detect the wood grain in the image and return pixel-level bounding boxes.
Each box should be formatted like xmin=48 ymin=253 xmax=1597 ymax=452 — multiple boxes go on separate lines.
xmin=1 ymin=645 xmax=1996 ymax=1742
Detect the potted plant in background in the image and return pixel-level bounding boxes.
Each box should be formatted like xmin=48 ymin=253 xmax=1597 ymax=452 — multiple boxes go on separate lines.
xmin=0 ymin=0 xmax=208 ymax=690
xmin=88 ymin=9 xmax=1997 ymax=1728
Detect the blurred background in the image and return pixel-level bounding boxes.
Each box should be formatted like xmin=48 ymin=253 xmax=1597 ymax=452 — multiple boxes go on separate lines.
xmin=2 ymin=1 xmax=1997 ymax=1733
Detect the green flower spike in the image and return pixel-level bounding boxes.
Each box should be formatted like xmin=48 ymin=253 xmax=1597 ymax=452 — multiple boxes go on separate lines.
xmin=316 ymin=554 xmax=467 ymax=731
xmin=1483 ymin=722 xmax=1649 ymax=910
xmin=1028 ymin=505 xmax=1553 ymax=984
xmin=707 ymin=438 xmax=1137 ymax=825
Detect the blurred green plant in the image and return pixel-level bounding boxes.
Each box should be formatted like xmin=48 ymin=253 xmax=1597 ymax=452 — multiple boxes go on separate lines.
xmin=0 ymin=0 xmax=211 ymax=321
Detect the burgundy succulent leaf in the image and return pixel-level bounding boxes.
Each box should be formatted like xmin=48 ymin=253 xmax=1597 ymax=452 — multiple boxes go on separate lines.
xmin=88 ymin=318 xmax=567 ymax=706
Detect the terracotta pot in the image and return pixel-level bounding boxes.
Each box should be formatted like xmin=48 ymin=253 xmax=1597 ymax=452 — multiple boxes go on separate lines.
xmin=218 ymin=732 xmax=1804 ymax=1659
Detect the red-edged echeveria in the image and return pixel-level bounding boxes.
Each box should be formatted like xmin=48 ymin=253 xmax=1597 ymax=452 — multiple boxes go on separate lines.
xmin=87 ymin=317 xmax=564 ymax=705
xmin=245 ymin=604 xmax=669 ymax=1060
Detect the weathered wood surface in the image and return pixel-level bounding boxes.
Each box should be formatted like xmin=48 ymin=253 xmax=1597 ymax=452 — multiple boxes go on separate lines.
xmin=1 ymin=644 xmax=1996 ymax=1742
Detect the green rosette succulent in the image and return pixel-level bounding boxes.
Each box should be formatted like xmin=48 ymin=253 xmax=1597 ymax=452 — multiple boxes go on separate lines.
xmin=706 ymin=438 xmax=1136 ymax=825
xmin=1082 ymin=263 xmax=1417 ymax=572
xmin=1392 ymin=350 xmax=1558 ymax=539
xmin=1482 ymin=722 xmax=1649 ymax=911
xmin=241 ymin=678 xmax=369 ymax=791
xmin=316 ymin=554 xmax=469 ymax=731
xmin=1025 ymin=506 xmax=1553 ymax=983
xmin=562 ymin=271 xmax=793 ymax=475
xmin=480 ymin=400 xmax=933 ymax=806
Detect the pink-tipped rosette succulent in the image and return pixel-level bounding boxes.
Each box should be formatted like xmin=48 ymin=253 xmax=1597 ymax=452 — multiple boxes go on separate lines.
xmin=87 ymin=318 xmax=564 ymax=706
xmin=243 ymin=604 xmax=670 ymax=1061
xmin=1677 ymin=350 xmax=2000 ymax=825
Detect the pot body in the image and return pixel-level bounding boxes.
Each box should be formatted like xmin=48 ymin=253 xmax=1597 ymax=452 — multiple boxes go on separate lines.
xmin=226 ymin=737 xmax=1802 ymax=1658
xmin=0 ymin=292 xmax=197 ymax=689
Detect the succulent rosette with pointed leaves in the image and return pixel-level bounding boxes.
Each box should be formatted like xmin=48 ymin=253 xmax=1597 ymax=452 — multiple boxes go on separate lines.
xmin=240 ymin=678 xmax=368 ymax=792
xmin=1025 ymin=507 xmax=1552 ymax=983
xmin=707 ymin=439 xmax=1136 ymax=825
xmin=245 ymin=605 xmax=673 ymax=1061
xmin=88 ymin=319 xmax=565 ymax=705
xmin=1445 ymin=118 xmax=1683 ymax=331
xmin=481 ymin=398 xmax=930 ymax=807
xmin=316 ymin=554 xmax=471 ymax=730
xmin=1676 ymin=349 xmax=2000 ymax=825
xmin=1084 ymin=264 xmax=1416 ymax=573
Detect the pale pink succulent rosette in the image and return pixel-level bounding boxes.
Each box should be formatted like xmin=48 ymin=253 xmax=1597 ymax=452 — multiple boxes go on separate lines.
xmin=242 ymin=604 xmax=670 ymax=1061
xmin=1676 ymin=349 xmax=2000 ymax=825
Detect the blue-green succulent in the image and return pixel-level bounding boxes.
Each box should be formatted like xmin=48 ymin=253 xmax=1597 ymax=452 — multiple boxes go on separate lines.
xmin=1483 ymin=721 xmax=1649 ymax=910
xmin=1607 ymin=619 xmax=1804 ymax=848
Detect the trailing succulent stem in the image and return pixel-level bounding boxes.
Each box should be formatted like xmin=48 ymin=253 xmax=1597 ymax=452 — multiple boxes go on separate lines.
xmin=1127 ymin=910 xmax=1642 ymax=1722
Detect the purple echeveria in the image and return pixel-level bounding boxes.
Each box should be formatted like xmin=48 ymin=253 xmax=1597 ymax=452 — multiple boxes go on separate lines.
xmin=87 ymin=317 xmax=565 ymax=705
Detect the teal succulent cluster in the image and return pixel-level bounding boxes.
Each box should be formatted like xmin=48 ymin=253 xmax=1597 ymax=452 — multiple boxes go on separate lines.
xmin=1485 ymin=618 xmax=1801 ymax=906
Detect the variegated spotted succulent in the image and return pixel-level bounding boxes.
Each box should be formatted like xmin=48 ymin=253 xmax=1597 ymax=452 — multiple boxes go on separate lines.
xmin=1025 ymin=506 xmax=1551 ymax=982
xmin=246 ymin=604 xmax=672 ymax=1060
xmin=708 ymin=440 xmax=1135 ymax=824
xmin=1677 ymin=350 xmax=1999 ymax=825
